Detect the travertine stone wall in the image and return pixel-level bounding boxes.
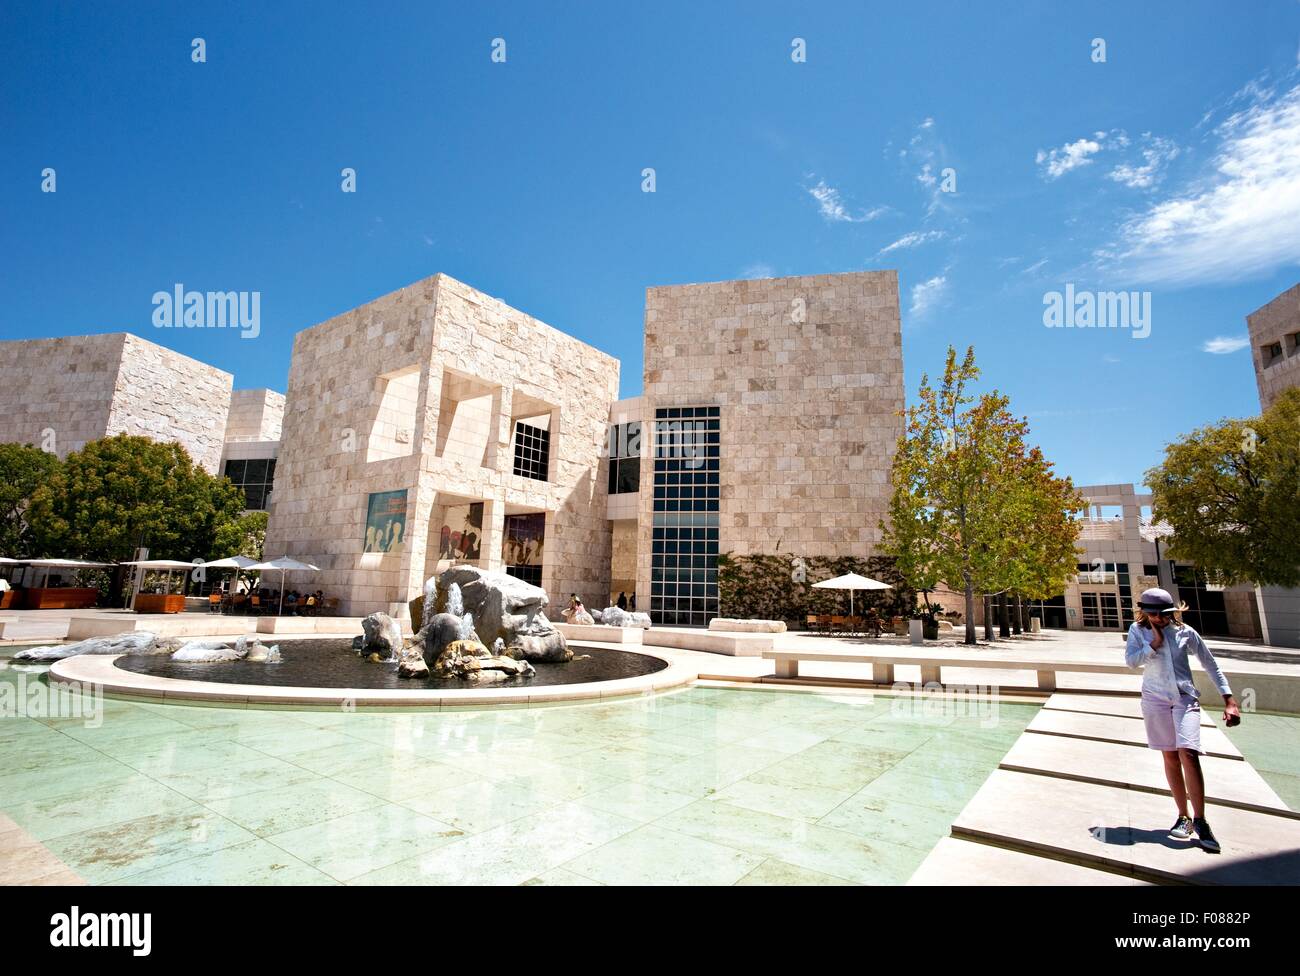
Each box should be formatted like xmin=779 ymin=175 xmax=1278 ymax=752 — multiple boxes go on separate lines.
xmin=265 ymin=273 xmax=619 ymax=619
xmin=0 ymin=332 xmax=232 ymax=472
xmin=637 ymin=272 xmax=905 ymax=614
xmin=109 ymin=334 xmax=233 ymax=472
xmin=1247 ymin=282 xmax=1300 ymax=410
xmin=224 ymin=388 xmax=285 ymax=443
xmin=609 ymin=519 xmax=638 ymax=604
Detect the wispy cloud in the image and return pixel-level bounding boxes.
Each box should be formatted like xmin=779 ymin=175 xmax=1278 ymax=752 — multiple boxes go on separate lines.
xmin=1106 ymin=80 xmax=1300 ymax=284
xmin=877 ymin=230 xmax=947 ymax=256
xmin=1107 ymin=135 xmax=1180 ymax=189
xmin=739 ymin=262 xmax=775 ymax=279
xmin=1036 ymin=134 xmax=1106 ymax=179
xmin=1202 ymin=335 xmax=1250 ymax=354
xmin=909 ymin=275 xmax=948 ymax=319
xmin=805 ymin=178 xmax=887 ymax=223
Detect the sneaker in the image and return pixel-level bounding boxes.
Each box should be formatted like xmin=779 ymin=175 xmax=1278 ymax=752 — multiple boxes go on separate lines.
xmin=1193 ymin=817 xmax=1221 ymax=853
xmin=1169 ymin=815 xmax=1194 ymax=840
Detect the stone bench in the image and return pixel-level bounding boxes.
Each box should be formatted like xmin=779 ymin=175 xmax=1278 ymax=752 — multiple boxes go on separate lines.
xmin=708 ymin=618 xmax=786 ymax=633
xmin=761 ymin=648 xmax=1134 ymax=690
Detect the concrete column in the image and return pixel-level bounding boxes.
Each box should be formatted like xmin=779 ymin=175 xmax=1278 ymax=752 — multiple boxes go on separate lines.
xmin=485 ymin=385 xmax=511 ymax=472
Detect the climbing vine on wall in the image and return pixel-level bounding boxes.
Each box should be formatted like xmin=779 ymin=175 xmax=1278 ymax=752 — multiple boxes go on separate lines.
xmin=717 ymin=553 xmax=916 ymax=623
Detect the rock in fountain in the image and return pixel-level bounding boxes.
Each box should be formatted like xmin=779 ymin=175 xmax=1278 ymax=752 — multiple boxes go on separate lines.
xmin=438 ymin=565 xmax=571 ymax=663
xmin=396 ymin=639 xmax=429 ymax=678
xmin=14 ymin=632 xmax=180 ymax=661
xmin=433 ymin=638 xmax=535 ymax=683
xmin=171 ymin=636 xmax=281 ymax=663
xmin=355 ymin=612 xmax=403 ymax=660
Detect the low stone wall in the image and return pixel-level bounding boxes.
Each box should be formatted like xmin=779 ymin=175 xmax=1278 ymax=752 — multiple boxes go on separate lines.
xmin=709 ymin=618 xmax=786 ymax=633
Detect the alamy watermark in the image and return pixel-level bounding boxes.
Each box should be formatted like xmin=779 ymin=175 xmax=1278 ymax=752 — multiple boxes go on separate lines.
xmin=0 ymin=672 xmax=102 ymax=727
xmin=1043 ymin=284 xmax=1150 ymax=339
xmin=152 ymin=284 xmax=260 ymax=339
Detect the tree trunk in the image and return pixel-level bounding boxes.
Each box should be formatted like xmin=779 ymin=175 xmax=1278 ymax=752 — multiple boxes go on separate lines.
xmin=983 ymin=595 xmax=994 ymax=641
xmin=1011 ymin=593 xmax=1022 ymax=635
xmin=998 ymin=592 xmax=1011 ymax=639
xmin=1020 ymin=598 xmax=1032 ymax=633
xmin=963 ymin=576 xmax=977 ymax=646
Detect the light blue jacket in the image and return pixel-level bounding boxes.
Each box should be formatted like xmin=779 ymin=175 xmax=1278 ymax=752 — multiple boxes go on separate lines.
xmin=1124 ymin=621 xmax=1232 ymax=701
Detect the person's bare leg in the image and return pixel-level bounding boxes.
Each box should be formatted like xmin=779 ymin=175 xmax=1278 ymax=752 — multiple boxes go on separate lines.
xmin=1162 ymin=750 xmax=1189 ymax=818
xmin=1179 ymin=749 xmax=1205 ymax=820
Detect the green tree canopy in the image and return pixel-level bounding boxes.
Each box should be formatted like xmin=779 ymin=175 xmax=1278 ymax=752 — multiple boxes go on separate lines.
xmin=211 ymin=510 xmax=267 ymax=562
xmin=881 ymin=346 xmax=1083 ymax=644
xmin=0 ymin=443 xmax=62 ymax=556
xmin=1147 ymin=387 xmax=1300 ymax=588
xmin=27 ymin=434 xmax=247 ymax=563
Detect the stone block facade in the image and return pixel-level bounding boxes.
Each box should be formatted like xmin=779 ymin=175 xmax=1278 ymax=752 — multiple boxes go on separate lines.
xmin=263 ymin=273 xmax=619 ymax=618
xmin=1248 ymin=282 xmax=1300 ymax=411
xmin=635 ymin=272 xmax=905 ymax=618
xmin=0 ymin=332 xmax=233 ymax=472
xmin=223 ymin=388 xmax=285 ymax=443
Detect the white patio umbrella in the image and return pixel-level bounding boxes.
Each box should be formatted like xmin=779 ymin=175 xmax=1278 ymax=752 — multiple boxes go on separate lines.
xmin=811 ymin=572 xmax=892 ymax=620
xmin=246 ymin=556 xmax=321 ymax=615
xmin=120 ymin=559 xmax=197 ymax=610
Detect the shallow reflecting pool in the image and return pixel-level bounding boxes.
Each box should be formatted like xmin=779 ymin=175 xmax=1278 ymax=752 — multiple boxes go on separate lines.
xmin=0 ymin=666 xmax=1037 ymax=885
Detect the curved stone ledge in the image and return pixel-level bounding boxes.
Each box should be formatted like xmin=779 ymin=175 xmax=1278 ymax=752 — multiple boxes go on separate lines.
xmin=47 ymin=642 xmax=697 ymax=709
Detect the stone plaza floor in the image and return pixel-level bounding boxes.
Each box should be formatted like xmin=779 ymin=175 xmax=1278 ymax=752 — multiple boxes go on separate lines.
xmin=0 ymin=662 xmax=1037 ymax=885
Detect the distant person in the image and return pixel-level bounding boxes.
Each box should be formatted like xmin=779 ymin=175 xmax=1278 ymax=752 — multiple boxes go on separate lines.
xmin=617 ymin=591 xmax=628 ymax=611
xmin=1125 ymin=587 xmax=1239 ymax=854
xmin=629 ymin=593 xmax=636 ymax=612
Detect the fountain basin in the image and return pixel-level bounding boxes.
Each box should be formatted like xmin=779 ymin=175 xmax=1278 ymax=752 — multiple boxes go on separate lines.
xmin=47 ymin=638 xmax=694 ymax=708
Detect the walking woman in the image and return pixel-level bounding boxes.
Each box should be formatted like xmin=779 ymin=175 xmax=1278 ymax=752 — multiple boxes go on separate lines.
xmin=1125 ymin=588 xmax=1240 ymax=852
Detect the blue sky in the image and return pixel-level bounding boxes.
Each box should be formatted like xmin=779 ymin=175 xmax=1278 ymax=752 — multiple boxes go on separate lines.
xmin=3 ymin=1 xmax=1299 ymax=488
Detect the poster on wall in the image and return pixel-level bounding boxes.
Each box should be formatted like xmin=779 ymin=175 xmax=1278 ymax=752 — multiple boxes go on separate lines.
xmin=364 ymin=490 xmax=408 ymax=553
xmin=504 ymin=512 xmax=545 ymax=566
xmin=439 ymin=502 xmax=483 ymax=562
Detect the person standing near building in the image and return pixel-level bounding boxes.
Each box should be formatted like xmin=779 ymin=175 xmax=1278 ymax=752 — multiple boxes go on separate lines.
xmin=1124 ymin=587 xmax=1240 ymax=853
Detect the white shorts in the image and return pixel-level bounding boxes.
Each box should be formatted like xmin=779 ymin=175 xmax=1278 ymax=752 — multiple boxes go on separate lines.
xmin=1141 ymin=692 xmax=1203 ymax=753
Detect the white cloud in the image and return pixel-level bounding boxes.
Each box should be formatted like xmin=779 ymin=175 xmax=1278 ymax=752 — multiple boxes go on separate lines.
xmin=909 ymin=275 xmax=948 ymax=318
xmin=1201 ymin=335 xmax=1250 ymax=354
xmin=877 ymin=230 xmax=947 ymax=256
xmin=1020 ymin=258 xmax=1048 ymax=275
xmin=805 ymin=179 xmax=886 ymax=223
xmin=739 ymin=262 xmax=775 ymax=279
xmin=1036 ymin=137 xmax=1103 ymax=179
xmin=1108 ymin=135 xmax=1181 ymax=188
xmin=1108 ymin=82 xmax=1300 ymax=284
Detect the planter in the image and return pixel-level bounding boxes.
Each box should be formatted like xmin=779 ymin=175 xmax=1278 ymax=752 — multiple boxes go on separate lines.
xmin=135 ymin=593 xmax=187 ymax=614
xmin=0 ymin=590 xmax=12 ymax=610
xmin=22 ymin=587 xmax=99 ymax=610
xmin=922 ymin=620 xmax=939 ymax=641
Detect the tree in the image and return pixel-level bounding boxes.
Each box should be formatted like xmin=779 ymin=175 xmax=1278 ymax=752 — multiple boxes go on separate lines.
xmin=212 ymin=510 xmax=267 ymax=562
xmin=27 ymin=434 xmax=247 ymax=562
xmin=1146 ymin=387 xmax=1300 ymax=587
xmin=882 ymin=346 xmax=1083 ymax=644
xmin=0 ymin=443 xmax=62 ymax=556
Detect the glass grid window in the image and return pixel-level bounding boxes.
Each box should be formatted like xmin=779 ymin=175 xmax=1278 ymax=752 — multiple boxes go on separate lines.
xmin=512 ymin=421 xmax=550 ymax=481
xmin=607 ymin=421 xmax=641 ymax=495
xmin=650 ymin=406 xmax=720 ymax=627
xmin=223 ymin=458 xmax=276 ymax=511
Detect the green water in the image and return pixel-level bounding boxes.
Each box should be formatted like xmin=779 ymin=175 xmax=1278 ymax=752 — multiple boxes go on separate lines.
xmin=0 ymin=665 xmax=1036 ymax=885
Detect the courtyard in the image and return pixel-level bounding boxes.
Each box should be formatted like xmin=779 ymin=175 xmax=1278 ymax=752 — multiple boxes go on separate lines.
xmin=3 ymin=624 xmax=1297 ymax=886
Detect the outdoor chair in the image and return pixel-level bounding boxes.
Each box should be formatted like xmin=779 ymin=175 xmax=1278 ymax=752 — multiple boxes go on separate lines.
xmin=816 ymin=614 xmax=832 ymax=634
xmin=208 ymin=593 xmax=222 ymax=613
xmin=806 ymin=614 xmax=820 ymax=633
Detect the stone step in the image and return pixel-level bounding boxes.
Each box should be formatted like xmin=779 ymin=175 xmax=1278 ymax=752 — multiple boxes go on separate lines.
xmin=908 ymin=835 xmax=1150 ymax=886
xmin=1045 ymin=691 xmax=1214 ymax=726
xmin=952 ymin=769 xmax=1300 ymax=885
xmin=998 ymin=731 xmax=1287 ymax=814
xmin=1027 ymin=707 xmax=1242 ymax=760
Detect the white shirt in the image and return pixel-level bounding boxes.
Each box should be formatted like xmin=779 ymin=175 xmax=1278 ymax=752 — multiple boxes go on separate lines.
xmin=1125 ymin=621 xmax=1232 ymax=701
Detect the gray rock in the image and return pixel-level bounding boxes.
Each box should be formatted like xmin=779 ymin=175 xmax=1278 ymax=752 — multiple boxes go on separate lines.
xmin=360 ymin=612 xmax=403 ymax=659
xmin=172 ymin=640 xmax=244 ymax=663
xmin=418 ymin=612 xmax=465 ymax=663
xmin=433 ymin=638 xmax=534 ymax=681
xmin=14 ymin=631 xmax=167 ymax=661
xmin=397 ymin=639 xmax=430 ymax=678
xmin=596 ymin=607 xmax=652 ymax=629
xmin=437 ymin=565 xmax=567 ymax=658
xmin=507 ymin=632 xmax=573 ymax=663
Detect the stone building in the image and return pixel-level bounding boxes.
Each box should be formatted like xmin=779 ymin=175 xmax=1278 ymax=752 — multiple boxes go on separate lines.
xmin=0 ymin=332 xmax=234 ymax=473
xmin=262 ymin=273 xmax=619 ymax=619
xmin=1245 ymin=282 xmax=1300 ymax=647
xmin=624 ymin=272 xmax=906 ymax=625
xmin=1 ymin=270 xmax=908 ymax=626
xmin=1248 ymin=282 xmax=1300 ymax=411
